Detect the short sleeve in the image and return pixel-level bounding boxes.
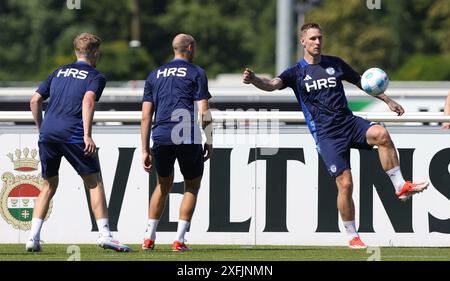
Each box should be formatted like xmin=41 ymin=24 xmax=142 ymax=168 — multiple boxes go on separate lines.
xmin=278 ymin=66 xmax=297 ymax=90
xmin=340 ymin=58 xmax=361 ymax=85
xmin=194 ymin=68 xmax=211 ymax=101
xmin=86 ymin=73 xmax=106 ymax=101
xmin=142 ymin=74 xmax=154 ymax=103
xmin=36 ymin=71 xmax=56 ymax=100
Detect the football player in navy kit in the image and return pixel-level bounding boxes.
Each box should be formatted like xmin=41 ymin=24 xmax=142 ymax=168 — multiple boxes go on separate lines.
xmin=141 ymin=34 xmax=212 ymax=251
xmin=28 ymin=33 xmax=130 ymax=252
xmin=243 ymin=23 xmax=428 ymax=249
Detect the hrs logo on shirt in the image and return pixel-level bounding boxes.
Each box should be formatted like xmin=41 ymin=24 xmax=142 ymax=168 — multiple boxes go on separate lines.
xmin=56 ymin=68 xmax=88 ymax=80
xmin=157 ymin=67 xmax=187 ymax=79
xmin=305 ymin=77 xmax=337 ymax=92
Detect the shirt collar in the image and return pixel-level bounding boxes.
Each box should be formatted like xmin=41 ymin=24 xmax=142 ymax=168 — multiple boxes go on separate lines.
xmin=298 ymin=58 xmax=309 ymax=68
xmin=298 ymin=55 xmax=323 ymax=67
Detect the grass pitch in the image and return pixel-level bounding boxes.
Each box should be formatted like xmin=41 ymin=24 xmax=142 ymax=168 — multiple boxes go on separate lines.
xmin=0 ymin=244 xmax=449 ymax=261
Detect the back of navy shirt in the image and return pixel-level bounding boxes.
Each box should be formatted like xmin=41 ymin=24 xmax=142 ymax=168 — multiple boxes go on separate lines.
xmin=278 ymin=55 xmax=361 ymax=143
xmin=142 ymin=59 xmax=211 ymax=146
xmin=36 ymin=61 xmax=106 ymax=143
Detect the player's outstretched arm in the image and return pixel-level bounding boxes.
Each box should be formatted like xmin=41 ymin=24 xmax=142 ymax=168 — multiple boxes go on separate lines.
xmin=141 ymin=101 xmax=154 ymax=172
xmin=354 ymin=80 xmax=404 ymax=116
xmin=242 ymin=68 xmax=283 ymax=91
xmin=30 ymin=92 xmax=43 ymax=131
xmin=375 ymin=93 xmax=405 ymax=116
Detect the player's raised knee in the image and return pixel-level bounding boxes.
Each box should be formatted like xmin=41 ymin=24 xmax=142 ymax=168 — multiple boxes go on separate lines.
xmin=368 ymin=125 xmax=391 ymax=145
xmin=338 ymin=180 xmax=353 ymax=193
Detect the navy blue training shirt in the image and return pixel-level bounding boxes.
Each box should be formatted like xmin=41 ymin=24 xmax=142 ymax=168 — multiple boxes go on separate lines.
xmin=142 ymin=58 xmax=211 ymax=146
xmin=36 ymin=61 xmax=106 ymax=143
xmin=278 ymin=55 xmax=361 ymax=143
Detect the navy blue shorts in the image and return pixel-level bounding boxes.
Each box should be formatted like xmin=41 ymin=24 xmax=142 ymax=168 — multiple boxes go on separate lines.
xmin=38 ymin=142 xmax=100 ymax=179
xmin=317 ymin=117 xmax=375 ymax=178
xmin=152 ymin=144 xmax=204 ymax=180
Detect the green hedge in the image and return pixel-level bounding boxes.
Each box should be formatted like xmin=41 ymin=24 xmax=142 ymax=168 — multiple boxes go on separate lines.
xmin=393 ymin=54 xmax=450 ymax=81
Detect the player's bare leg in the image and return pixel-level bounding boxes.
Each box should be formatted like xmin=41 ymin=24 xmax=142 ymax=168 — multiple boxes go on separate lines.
xmin=26 ymin=176 xmax=58 ymax=252
xmin=149 ymin=173 xmax=175 ymax=219
xmin=82 ymin=172 xmax=131 ymax=252
xmin=335 ymin=170 xmax=355 ymax=222
xmin=33 ymin=176 xmax=59 ymax=219
xmin=366 ymin=125 xmax=428 ymax=201
xmin=172 ymin=175 xmax=202 ymax=251
xmin=366 ymin=125 xmax=398 ymax=170
xmin=336 ymin=170 xmax=366 ymax=249
xmin=179 ymin=175 xmax=202 ymax=221
xmin=82 ymin=173 xmax=107 ymax=219
xmin=142 ymin=173 xmax=174 ymax=250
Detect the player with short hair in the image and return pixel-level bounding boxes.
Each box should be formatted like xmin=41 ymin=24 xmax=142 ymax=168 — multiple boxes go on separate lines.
xmin=243 ymin=23 xmax=428 ymax=249
xmin=28 ymin=33 xmax=131 ymax=252
xmin=141 ymin=33 xmax=212 ymax=251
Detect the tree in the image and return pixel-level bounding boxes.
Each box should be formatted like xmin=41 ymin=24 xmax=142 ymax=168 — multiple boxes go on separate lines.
xmin=306 ymin=0 xmax=449 ymax=80
xmin=0 ymin=0 xmax=74 ymax=80
xmin=154 ymin=0 xmax=275 ymax=77
xmin=306 ymin=0 xmax=397 ymax=73
xmin=424 ymin=0 xmax=450 ymax=56
xmin=0 ymin=0 xmax=447 ymax=81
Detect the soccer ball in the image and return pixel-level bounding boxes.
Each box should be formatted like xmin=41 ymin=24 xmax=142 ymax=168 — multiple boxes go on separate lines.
xmin=360 ymin=67 xmax=389 ymax=96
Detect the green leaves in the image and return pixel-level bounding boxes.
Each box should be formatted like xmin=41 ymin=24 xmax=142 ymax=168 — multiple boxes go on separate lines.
xmin=97 ymin=40 xmax=155 ymax=80
xmin=155 ymin=0 xmax=275 ymax=77
xmin=307 ymin=0 xmax=449 ymax=80
xmin=0 ymin=0 xmax=447 ymax=81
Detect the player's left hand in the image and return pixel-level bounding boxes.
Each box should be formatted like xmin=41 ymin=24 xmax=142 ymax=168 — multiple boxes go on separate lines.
xmin=442 ymin=122 xmax=450 ymax=129
xmin=83 ymin=135 xmax=97 ymax=157
xmin=387 ymin=99 xmax=405 ymax=116
xmin=203 ymin=143 xmax=213 ymax=162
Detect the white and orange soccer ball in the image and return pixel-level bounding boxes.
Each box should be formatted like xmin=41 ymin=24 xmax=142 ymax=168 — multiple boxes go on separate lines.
xmin=361 ymin=67 xmax=389 ymax=96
